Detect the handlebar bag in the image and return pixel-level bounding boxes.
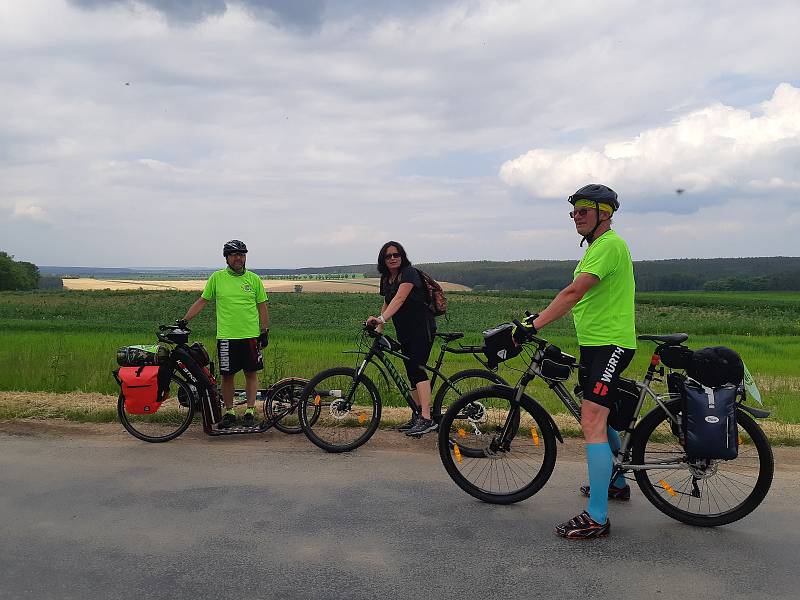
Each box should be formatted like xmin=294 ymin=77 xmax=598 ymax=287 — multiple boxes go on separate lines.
xmin=682 ymin=378 xmax=738 ymax=460
xmin=119 ymin=366 xmax=164 ymax=414
xmin=482 ymin=323 xmax=523 ymax=368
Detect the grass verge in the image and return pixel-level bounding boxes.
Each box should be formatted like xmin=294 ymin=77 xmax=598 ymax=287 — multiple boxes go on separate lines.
xmin=2 ymin=391 xmax=797 ymax=446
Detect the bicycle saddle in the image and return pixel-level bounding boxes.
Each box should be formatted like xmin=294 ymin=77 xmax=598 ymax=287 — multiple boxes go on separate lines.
xmin=637 ymin=333 xmax=689 ymax=345
xmin=436 ymin=332 xmax=464 ymax=342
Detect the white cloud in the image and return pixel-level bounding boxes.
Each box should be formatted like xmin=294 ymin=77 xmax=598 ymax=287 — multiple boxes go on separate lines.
xmin=500 ymin=84 xmax=800 ymax=208
xmin=1 ymin=1 xmax=799 ymax=266
xmin=11 ymin=200 xmax=49 ymax=222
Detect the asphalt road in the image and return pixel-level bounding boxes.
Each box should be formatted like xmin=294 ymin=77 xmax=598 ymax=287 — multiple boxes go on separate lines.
xmin=1 ymin=423 xmax=798 ymax=600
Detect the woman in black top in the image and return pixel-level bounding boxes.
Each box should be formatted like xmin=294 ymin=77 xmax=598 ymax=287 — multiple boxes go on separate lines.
xmin=367 ymin=241 xmax=437 ymax=436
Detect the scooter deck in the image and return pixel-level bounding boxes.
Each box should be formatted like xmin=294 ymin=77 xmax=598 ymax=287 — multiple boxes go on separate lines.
xmin=207 ymin=420 xmax=273 ymax=436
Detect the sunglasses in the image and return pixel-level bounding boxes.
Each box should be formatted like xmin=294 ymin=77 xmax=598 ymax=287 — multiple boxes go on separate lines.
xmin=569 ymin=208 xmax=591 ymax=219
xmin=384 ymin=252 xmax=402 ymax=260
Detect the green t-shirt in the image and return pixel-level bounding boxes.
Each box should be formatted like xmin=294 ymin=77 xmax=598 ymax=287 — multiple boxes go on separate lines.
xmin=201 ymin=268 xmax=268 ymax=339
xmin=571 ymin=230 xmax=636 ymax=348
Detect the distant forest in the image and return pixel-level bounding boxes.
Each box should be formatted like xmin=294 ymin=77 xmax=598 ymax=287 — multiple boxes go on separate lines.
xmin=262 ymin=257 xmax=800 ymax=291
xmin=413 ymin=257 xmax=800 ymax=292
xmin=38 ymin=257 xmax=800 ymax=292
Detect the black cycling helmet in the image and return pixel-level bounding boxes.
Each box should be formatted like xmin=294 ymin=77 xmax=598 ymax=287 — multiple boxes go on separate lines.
xmin=223 ymin=240 xmax=248 ymax=257
xmin=568 ymin=184 xmax=619 ymax=246
xmin=567 ymin=184 xmax=619 ymax=211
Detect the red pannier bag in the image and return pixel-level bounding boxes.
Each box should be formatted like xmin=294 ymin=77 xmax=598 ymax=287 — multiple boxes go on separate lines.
xmin=119 ymin=366 xmax=164 ymax=414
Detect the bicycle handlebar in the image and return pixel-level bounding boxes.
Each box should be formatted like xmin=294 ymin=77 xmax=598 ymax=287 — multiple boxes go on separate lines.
xmin=156 ymin=322 xmax=192 ymax=345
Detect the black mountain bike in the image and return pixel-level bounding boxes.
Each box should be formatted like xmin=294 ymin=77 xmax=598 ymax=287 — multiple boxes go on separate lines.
xmin=114 ymin=323 xmax=307 ymax=443
xmin=298 ymin=324 xmax=508 ymax=453
xmin=438 ymin=316 xmax=774 ymax=527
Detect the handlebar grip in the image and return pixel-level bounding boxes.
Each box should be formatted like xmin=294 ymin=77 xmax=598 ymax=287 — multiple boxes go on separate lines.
xmin=511 ymin=319 xmax=527 ymax=344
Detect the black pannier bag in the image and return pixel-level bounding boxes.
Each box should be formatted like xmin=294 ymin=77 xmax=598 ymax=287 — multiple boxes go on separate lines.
xmin=482 ymin=323 xmax=523 ymax=368
xmin=658 ymin=345 xmax=694 ymax=370
xmin=607 ymin=377 xmax=640 ymax=431
xmin=682 ymin=378 xmax=739 ymax=460
xmin=687 ymin=346 xmax=744 ymax=388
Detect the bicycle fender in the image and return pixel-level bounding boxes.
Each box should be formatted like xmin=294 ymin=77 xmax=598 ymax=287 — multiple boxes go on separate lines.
xmin=739 ymin=404 xmax=771 ymax=419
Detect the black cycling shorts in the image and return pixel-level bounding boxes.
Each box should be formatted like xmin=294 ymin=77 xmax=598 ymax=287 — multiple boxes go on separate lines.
xmin=398 ymin=331 xmax=434 ymax=387
xmin=217 ymin=338 xmax=263 ymax=375
xmin=578 ymin=345 xmax=635 ymax=410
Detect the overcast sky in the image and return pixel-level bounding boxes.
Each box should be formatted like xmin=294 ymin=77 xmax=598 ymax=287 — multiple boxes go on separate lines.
xmin=1 ymin=0 xmax=798 ymax=268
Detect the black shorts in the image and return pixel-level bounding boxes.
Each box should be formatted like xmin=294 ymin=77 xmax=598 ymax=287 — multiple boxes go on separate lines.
xmin=217 ymin=338 xmax=263 ymax=375
xmin=578 ymin=345 xmax=635 ymax=410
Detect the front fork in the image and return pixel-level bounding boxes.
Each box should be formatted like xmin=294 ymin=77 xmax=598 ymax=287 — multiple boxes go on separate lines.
xmin=491 ymin=377 xmax=529 ymax=452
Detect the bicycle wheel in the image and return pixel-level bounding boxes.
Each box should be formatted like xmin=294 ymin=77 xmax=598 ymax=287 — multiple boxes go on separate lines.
xmin=299 ymin=367 xmax=382 ymax=453
xmin=432 ymin=368 xmax=507 ymax=424
xmin=438 ymin=386 xmax=557 ymax=504
xmin=265 ymin=377 xmax=309 ymax=434
xmin=118 ymin=374 xmax=195 ymax=443
xmin=631 ymin=401 xmax=774 ymax=527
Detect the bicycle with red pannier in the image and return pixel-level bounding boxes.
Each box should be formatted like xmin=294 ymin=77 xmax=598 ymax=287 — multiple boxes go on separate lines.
xmin=113 ymin=322 xmax=306 ymax=443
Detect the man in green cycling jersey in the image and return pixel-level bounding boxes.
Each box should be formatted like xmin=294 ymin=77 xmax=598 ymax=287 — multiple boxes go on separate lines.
xmin=521 ymin=184 xmax=636 ymax=539
xmin=181 ymin=240 xmax=270 ymax=429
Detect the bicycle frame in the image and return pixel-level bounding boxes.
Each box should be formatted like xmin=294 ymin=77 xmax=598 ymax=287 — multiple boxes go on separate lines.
xmin=494 ymin=340 xmax=698 ymax=476
xmin=342 ymin=330 xmax=495 ymax=412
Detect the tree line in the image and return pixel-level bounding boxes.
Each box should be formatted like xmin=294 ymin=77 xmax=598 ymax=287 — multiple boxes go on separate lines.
xmin=0 ymin=252 xmax=40 ymax=291
xmin=17 ymin=255 xmax=800 ymax=293
xmin=410 ymin=257 xmax=800 ymax=292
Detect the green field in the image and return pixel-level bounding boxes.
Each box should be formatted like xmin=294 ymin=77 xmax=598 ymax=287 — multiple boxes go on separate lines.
xmin=1 ymin=289 xmax=799 ymax=422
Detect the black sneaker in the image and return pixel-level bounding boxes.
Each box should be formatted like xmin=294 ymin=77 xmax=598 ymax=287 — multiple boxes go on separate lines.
xmin=243 ymin=411 xmax=256 ymax=427
xmin=579 ymin=483 xmax=631 ymax=501
xmin=554 ymin=511 xmax=610 ymax=539
xmin=220 ymin=412 xmax=237 ymax=429
xmin=405 ymin=417 xmax=437 ymax=436
xmin=396 ymin=415 xmax=419 ymax=432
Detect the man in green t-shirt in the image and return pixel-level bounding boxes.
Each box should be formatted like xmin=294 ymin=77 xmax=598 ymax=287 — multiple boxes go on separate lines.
xmin=181 ymin=240 xmax=269 ymax=429
xmin=520 ymin=184 xmax=636 ymax=539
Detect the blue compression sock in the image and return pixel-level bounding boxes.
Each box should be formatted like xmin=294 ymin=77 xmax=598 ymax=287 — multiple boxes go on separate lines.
xmin=586 ymin=443 xmax=613 ymax=524
xmin=606 ymin=427 xmax=628 ymax=488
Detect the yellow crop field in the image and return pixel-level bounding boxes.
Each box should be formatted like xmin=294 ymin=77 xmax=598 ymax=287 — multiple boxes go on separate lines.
xmin=62 ymin=277 xmax=471 ymax=293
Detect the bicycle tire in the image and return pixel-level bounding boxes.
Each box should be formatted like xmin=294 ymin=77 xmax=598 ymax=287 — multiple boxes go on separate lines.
xmin=631 ymin=401 xmax=774 ymax=527
xmin=438 ymin=386 xmax=557 ymax=505
xmin=118 ymin=374 xmax=195 ymax=443
xmin=299 ymin=367 xmax=382 ymax=453
xmin=431 ymin=368 xmax=508 ymax=423
xmin=266 ymin=377 xmax=309 ymax=434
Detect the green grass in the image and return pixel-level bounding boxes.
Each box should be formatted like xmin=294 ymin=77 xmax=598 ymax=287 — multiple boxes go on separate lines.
xmin=1 ymin=289 xmax=799 ymax=422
